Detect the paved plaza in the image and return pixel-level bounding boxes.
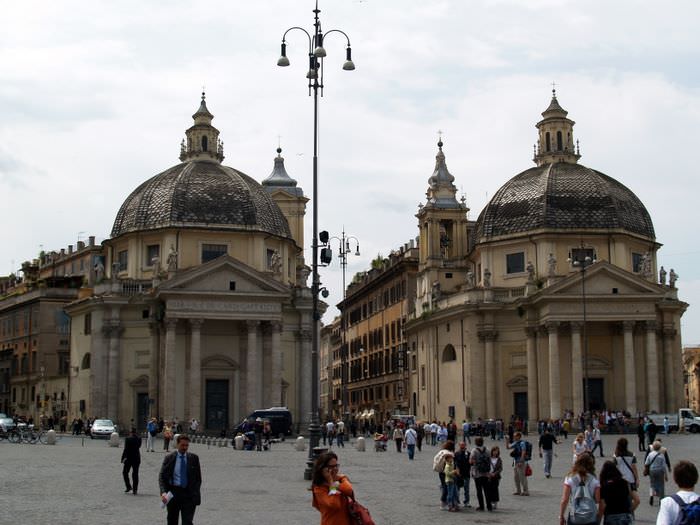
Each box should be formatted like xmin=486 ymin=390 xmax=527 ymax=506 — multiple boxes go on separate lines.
xmin=2 ymin=431 xmax=699 ymax=524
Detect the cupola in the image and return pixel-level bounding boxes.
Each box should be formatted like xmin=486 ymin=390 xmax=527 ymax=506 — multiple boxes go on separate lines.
xmin=533 ymin=89 xmax=581 ymax=166
xmin=179 ymin=92 xmax=225 ymax=164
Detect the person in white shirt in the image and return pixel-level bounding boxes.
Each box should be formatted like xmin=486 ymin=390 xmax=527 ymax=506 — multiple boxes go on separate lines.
xmin=656 ymin=460 xmax=699 ymax=525
xmin=404 ymin=425 xmax=418 ymax=460
xmin=590 ymin=426 xmax=604 ymax=457
xmin=430 ymin=421 xmax=439 ymax=446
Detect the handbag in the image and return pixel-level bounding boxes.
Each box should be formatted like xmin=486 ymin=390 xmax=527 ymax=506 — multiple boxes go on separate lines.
xmin=642 ymin=465 xmax=649 ymax=477
xmin=346 ymin=495 xmax=376 ymax=525
xmin=525 ymin=463 xmax=533 ymax=477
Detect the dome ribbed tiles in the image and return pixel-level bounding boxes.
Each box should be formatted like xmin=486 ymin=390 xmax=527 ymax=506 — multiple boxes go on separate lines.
xmin=111 ymin=161 xmax=292 ymax=239
xmin=475 ymin=162 xmax=655 ymax=241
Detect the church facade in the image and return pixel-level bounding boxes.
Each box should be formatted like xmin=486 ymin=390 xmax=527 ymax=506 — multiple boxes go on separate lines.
xmin=405 ymin=92 xmax=687 ymax=427
xmin=67 ymin=95 xmax=313 ymax=432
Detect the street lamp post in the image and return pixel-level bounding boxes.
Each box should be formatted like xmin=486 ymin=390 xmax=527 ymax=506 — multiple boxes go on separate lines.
xmin=277 ymin=0 xmax=355 ymax=480
xmin=568 ymin=247 xmax=596 ymax=418
xmin=330 ymin=229 xmax=360 ymax=420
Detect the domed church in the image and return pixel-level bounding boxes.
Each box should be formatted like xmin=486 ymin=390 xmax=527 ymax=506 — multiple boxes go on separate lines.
xmin=67 ymin=94 xmax=313 ymax=432
xmin=406 ymin=91 xmax=687 ymax=426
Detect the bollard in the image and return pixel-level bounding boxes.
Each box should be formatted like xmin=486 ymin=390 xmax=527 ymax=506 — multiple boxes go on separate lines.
xmin=109 ymin=432 xmax=120 ymax=447
xmin=295 ymin=435 xmax=306 ymax=451
xmin=234 ymin=435 xmax=244 ymax=450
xmin=223 ymin=437 xmax=229 ymax=447
xmin=356 ymin=436 xmax=366 ymax=452
xmin=46 ymin=429 xmax=57 ymax=445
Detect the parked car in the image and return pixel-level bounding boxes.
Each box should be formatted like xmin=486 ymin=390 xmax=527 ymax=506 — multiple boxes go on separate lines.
xmin=0 ymin=413 xmax=15 ymax=432
xmin=90 ymin=419 xmax=117 ymax=439
xmin=647 ymin=409 xmax=700 ymax=433
xmin=233 ymin=408 xmax=293 ymax=439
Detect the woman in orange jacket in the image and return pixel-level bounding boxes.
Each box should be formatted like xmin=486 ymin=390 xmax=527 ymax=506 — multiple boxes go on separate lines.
xmin=311 ymin=451 xmax=354 ymax=525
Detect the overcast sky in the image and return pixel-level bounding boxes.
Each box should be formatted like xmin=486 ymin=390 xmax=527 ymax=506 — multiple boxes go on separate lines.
xmin=1 ymin=1 xmax=699 ymax=343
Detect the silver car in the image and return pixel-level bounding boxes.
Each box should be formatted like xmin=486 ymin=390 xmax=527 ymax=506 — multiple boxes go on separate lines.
xmin=0 ymin=413 xmax=15 ymax=432
xmin=90 ymin=419 xmax=117 ymax=438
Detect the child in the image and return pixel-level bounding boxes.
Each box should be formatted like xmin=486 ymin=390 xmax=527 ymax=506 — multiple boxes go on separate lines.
xmin=444 ymin=452 xmax=459 ymax=512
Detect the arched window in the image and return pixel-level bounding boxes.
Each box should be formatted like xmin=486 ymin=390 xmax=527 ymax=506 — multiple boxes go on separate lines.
xmin=201 ymin=135 xmax=208 ymax=152
xmin=545 ymin=132 xmax=551 ymax=152
xmin=441 ymin=344 xmax=457 ymax=363
xmin=556 ymin=131 xmax=563 ymax=151
xmin=81 ymin=352 xmax=91 ymax=370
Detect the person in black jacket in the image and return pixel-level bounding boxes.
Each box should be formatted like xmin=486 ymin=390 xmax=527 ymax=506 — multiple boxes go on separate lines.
xmin=121 ymin=428 xmax=141 ymax=495
xmin=159 ymin=435 xmax=202 ymax=525
xmin=454 ymin=441 xmax=472 ymax=508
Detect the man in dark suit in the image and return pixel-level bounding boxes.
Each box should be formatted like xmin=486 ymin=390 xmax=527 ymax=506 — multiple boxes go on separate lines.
xmin=159 ymin=434 xmax=202 ymax=525
xmin=121 ymin=428 xmax=142 ymax=495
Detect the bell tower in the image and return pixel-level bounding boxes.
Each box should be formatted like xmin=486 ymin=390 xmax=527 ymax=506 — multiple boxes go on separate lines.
xmin=179 ymin=92 xmax=225 ymax=164
xmin=416 ymin=139 xmax=470 ymax=307
xmin=533 ymin=88 xmax=581 ymax=166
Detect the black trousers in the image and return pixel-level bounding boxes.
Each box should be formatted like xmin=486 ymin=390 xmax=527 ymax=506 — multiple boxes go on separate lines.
xmin=474 ymin=476 xmax=492 ymax=510
xmin=167 ymin=487 xmax=197 ymax=525
xmin=122 ymin=460 xmax=139 ymax=492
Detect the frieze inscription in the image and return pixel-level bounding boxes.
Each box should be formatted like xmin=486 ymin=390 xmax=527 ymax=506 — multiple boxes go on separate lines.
xmin=168 ymin=299 xmax=281 ymax=314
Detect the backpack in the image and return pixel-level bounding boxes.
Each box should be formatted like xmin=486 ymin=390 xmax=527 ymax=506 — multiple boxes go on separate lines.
xmin=670 ymin=495 xmax=700 ymax=525
xmin=523 ymin=440 xmax=533 ymax=461
xmin=569 ymin=476 xmax=598 ymax=525
xmin=433 ymin=450 xmax=448 ymax=473
xmin=474 ymin=447 xmax=491 ymax=474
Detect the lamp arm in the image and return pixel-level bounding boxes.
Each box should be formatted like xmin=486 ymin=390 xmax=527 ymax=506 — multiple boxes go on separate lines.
xmin=322 ymin=29 xmax=352 ymax=46
xmin=281 ymin=27 xmax=313 ymax=50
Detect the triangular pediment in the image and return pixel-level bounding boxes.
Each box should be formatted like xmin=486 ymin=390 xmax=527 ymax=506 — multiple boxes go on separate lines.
xmin=541 ymin=261 xmax=666 ymax=298
xmin=156 ymin=255 xmax=289 ymax=295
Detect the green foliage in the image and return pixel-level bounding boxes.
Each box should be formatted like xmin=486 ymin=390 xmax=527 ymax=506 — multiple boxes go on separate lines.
xmin=371 ymin=253 xmax=384 ymax=269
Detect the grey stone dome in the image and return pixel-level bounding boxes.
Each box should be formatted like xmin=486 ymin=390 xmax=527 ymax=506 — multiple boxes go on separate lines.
xmin=475 ymin=162 xmax=655 ymax=241
xmin=111 ymin=161 xmax=292 ymax=239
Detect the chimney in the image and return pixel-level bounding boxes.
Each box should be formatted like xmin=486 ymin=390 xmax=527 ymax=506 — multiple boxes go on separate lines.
xmin=68 ymin=245 xmax=74 ymax=254
xmin=60 ymin=249 xmax=66 ymax=257
xmin=89 ymin=236 xmax=95 ymax=247
xmin=77 ymin=241 xmax=85 ymax=250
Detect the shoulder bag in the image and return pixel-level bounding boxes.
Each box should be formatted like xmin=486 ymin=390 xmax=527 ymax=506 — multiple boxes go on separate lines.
xmin=346 ymin=495 xmax=376 ymax=525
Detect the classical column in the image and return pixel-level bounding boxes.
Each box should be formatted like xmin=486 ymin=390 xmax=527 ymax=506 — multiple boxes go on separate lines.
xmin=189 ymin=319 xmax=203 ymax=422
xmin=525 ymin=327 xmax=538 ymax=429
xmin=645 ymin=321 xmax=660 ymax=413
xmin=270 ymin=321 xmax=283 ymax=407
xmin=479 ymin=329 xmax=498 ymax=419
xmin=622 ymin=321 xmax=637 ymax=415
xmin=163 ymin=318 xmax=178 ymax=419
xmin=106 ymin=320 xmax=123 ymax=422
xmin=662 ymin=326 xmax=677 ymax=411
xmin=148 ymin=322 xmax=160 ymax=418
xmin=546 ymin=321 xmax=561 ymax=419
xmin=570 ymin=322 xmax=583 ymax=418
xmin=299 ymin=329 xmax=313 ymax=430
xmin=246 ymin=320 xmax=260 ymax=413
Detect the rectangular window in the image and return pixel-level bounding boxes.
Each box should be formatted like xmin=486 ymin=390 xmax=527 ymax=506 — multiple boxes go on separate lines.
xmin=201 ymin=244 xmax=227 ymax=263
xmin=632 ymin=252 xmax=643 ymax=273
xmin=421 ymin=365 xmax=426 ymax=389
xmin=117 ymin=250 xmax=128 ymax=272
xmin=146 ymin=244 xmax=160 ymax=266
xmin=506 ymin=252 xmax=525 ymax=274
xmin=84 ymin=313 xmax=92 ymax=335
xmin=266 ymin=249 xmax=275 ymax=270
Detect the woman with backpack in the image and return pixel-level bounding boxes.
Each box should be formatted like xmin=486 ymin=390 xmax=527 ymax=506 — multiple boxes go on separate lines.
xmin=645 ymin=440 xmax=671 ymax=506
xmin=599 ymin=460 xmax=634 ymax=525
xmin=559 ymin=453 xmax=601 ymax=525
xmin=470 ymin=436 xmax=493 ymax=511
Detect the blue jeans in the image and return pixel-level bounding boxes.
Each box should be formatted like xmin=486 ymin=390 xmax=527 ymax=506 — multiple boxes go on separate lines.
xmin=542 ymin=449 xmax=553 ymax=476
xmin=460 ymin=476 xmax=471 ymax=505
xmin=337 ymin=433 xmax=344 ymax=447
xmin=447 ymin=482 xmax=457 ymax=508
xmin=438 ymin=472 xmax=447 ymax=503
xmin=407 ymin=444 xmax=415 ymax=460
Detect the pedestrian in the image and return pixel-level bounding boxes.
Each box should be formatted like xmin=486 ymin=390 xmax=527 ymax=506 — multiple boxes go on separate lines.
xmin=506 ymin=431 xmax=529 ymax=496
xmin=470 ymin=436 xmax=493 ymax=511
xmin=336 ymin=419 xmax=345 ymax=448
xmin=393 ymin=425 xmax=404 ymax=452
xmin=147 ymin=417 xmax=158 ymax=452
xmin=321 ymin=420 xmax=328 ymax=445
xmin=637 ymin=418 xmax=646 ymax=452
xmin=254 ymin=417 xmax=264 ymax=451
xmin=325 ymin=420 xmax=335 ymax=447
xmin=189 ymin=418 xmax=198 ymax=436
xmin=645 ymin=440 xmax=671 ymax=506
xmin=539 ymin=427 xmax=559 ymax=478
xmin=663 ymin=416 xmax=670 ymax=435
xmin=656 ymin=460 xmax=700 ymax=525
xmin=416 ymin=422 xmax=424 ymax=452
xmin=599 ymin=460 xmax=633 ymax=525
xmin=159 ymin=434 xmax=202 ymax=525
xmin=612 ymin=437 xmax=640 ymax=512
xmin=562 ymin=419 xmax=570 ymax=440
xmin=433 ymin=439 xmax=455 ymax=510
xmin=163 ymin=421 xmax=173 ymax=452
xmin=590 ymin=425 xmax=604 ymax=457
xmin=444 ymin=452 xmax=459 ymax=512
xmin=430 ymin=420 xmax=439 ymax=446
xmin=121 ymin=428 xmax=141 ymax=495
xmin=311 ymin=451 xmax=354 ymax=525
xmin=462 ymin=419 xmax=471 ymax=445
xmin=573 ymin=433 xmax=589 ymax=463
xmin=404 ymin=425 xmax=417 ymax=460
xmin=454 ymin=441 xmax=471 ymax=508
xmin=559 ymin=453 xmax=601 ymax=525
xmin=487 ymin=445 xmax=503 ymax=510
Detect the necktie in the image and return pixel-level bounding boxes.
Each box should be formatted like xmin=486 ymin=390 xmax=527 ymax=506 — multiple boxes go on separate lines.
xmin=179 ymin=454 xmax=188 ymax=487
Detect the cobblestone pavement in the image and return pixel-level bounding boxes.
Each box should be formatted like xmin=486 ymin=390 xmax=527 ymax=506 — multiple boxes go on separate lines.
xmin=1 ymin=431 xmax=699 ymax=524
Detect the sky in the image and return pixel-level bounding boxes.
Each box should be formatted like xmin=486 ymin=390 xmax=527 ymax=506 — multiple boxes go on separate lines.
xmin=1 ymin=1 xmax=699 ymax=342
